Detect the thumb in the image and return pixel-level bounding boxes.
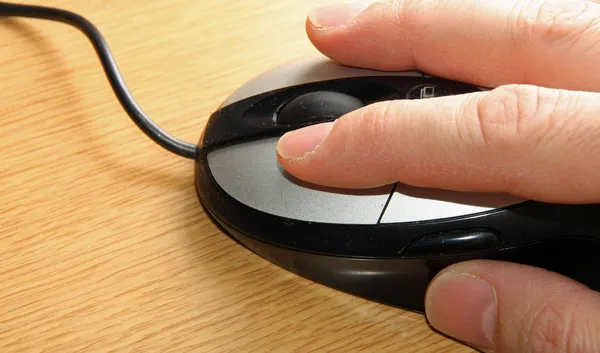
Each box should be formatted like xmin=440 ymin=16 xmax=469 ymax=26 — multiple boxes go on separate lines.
xmin=424 ymin=260 xmax=600 ymax=352
xmin=276 ymin=85 xmax=600 ymax=204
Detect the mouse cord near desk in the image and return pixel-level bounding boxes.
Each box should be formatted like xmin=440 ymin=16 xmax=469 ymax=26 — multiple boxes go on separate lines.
xmin=0 ymin=1 xmax=200 ymax=160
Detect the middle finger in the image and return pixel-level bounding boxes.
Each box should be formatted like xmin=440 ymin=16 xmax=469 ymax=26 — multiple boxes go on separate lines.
xmin=306 ymin=0 xmax=600 ymax=91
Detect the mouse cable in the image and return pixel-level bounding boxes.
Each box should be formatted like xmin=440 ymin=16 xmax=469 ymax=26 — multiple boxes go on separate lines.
xmin=0 ymin=1 xmax=199 ymax=159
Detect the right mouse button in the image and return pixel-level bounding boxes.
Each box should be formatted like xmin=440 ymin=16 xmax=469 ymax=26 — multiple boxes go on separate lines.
xmin=400 ymin=229 xmax=503 ymax=258
xmin=379 ymin=183 xmax=525 ymax=223
xmin=276 ymin=91 xmax=364 ymax=126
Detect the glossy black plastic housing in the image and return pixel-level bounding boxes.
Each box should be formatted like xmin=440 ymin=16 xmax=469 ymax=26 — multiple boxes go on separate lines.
xmin=195 ymin=154 xmax=600 ymax=312
xmin=195 ymin=74 xmax=600 ymax=312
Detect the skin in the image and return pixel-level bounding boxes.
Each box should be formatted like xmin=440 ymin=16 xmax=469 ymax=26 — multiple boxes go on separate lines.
xmin=276 ymin=0 xmax=600 ymax=352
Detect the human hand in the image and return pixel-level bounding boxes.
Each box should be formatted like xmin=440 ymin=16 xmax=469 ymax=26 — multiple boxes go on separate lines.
xmin=276 ymin=0 xmax=600 ymax=351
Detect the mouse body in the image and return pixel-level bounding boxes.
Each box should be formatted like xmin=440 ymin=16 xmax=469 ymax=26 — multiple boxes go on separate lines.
xmin=195 ymin=56 xmax=600 ymax=313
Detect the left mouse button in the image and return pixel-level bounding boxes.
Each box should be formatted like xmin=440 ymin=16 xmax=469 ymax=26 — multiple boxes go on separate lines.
xmin=206 ymin=137 xmax=393 ymax=224
xmin=276 ymin=91 xmax=364 ymax=126
xmin=400 ymin=229 xmax=503 ymax=257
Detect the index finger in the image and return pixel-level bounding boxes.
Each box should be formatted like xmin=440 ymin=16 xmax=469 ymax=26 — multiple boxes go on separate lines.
xmin=306 ymin=0 xmax=600 ymax=91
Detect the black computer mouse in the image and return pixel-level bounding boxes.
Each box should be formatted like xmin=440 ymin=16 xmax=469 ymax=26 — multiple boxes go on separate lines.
xmin=4 ymin=2 xmax=600 ymax=314
xmin=195 ymin=56 xmax=600 ymax=313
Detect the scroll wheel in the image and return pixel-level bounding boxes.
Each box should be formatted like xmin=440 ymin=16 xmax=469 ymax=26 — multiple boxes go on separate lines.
xmin=276 ymin=91 xmax=364 ymax=126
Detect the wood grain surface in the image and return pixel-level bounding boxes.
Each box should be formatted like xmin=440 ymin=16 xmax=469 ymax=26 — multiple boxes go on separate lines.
xmin=0 ymin=1 xmax=475 ymax=352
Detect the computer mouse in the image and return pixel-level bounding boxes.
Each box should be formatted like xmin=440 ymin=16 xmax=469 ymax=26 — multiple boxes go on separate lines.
xmin=195 ymin=56 xmax=600 ymax=313
xmin=4 ymin=2 xmax=600 ymax=314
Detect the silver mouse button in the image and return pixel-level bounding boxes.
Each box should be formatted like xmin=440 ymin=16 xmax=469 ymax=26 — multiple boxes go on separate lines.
xmin=380 ymin=183 xmax=525 ymax=223
xmin=207 ymin=137 xmax=395 ymax=224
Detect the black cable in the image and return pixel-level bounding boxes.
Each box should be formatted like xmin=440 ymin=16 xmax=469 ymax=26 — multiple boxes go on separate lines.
xmin=0 ymin=2 xmax=199 ymax=159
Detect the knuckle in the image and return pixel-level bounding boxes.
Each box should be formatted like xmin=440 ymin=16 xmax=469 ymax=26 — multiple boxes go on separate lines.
xmin=526 ymin=296 xmax=573 ymax=352
xmin=390 ymin=0 xmax=439 ymax=37
xmin=523 ymin=292 xmax=597 ymax=353
xmin=513 ymin=0 xmax=600 ymax=45
xmin=473 ymin=84 xmax=544 ymax=152
xmin=338 ymin=100 xmax=396 ymax=146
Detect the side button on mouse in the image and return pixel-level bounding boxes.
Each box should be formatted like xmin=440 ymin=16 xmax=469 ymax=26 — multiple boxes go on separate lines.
xmin=399 ymin=229 xmax=503 ymax=258
xmin=276 ymin=91 xmax=364 ymax=126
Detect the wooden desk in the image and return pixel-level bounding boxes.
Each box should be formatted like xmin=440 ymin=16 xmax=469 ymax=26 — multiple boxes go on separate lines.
xmin=1 ymin=1 xmax=474 ymax=351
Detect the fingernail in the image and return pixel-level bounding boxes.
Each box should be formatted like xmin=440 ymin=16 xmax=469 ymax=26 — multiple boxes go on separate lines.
xmin=425 ymin=273 xmax=496 ymax=349
xmin=277 ymin=122 xmax=334 ymax=160
xmin=308 ymin=0 xmax=379 ymax=28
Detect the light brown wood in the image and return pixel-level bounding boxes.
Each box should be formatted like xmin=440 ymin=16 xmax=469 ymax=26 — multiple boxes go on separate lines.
xmin=0 ymin=1 xmax=475 ymax=352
